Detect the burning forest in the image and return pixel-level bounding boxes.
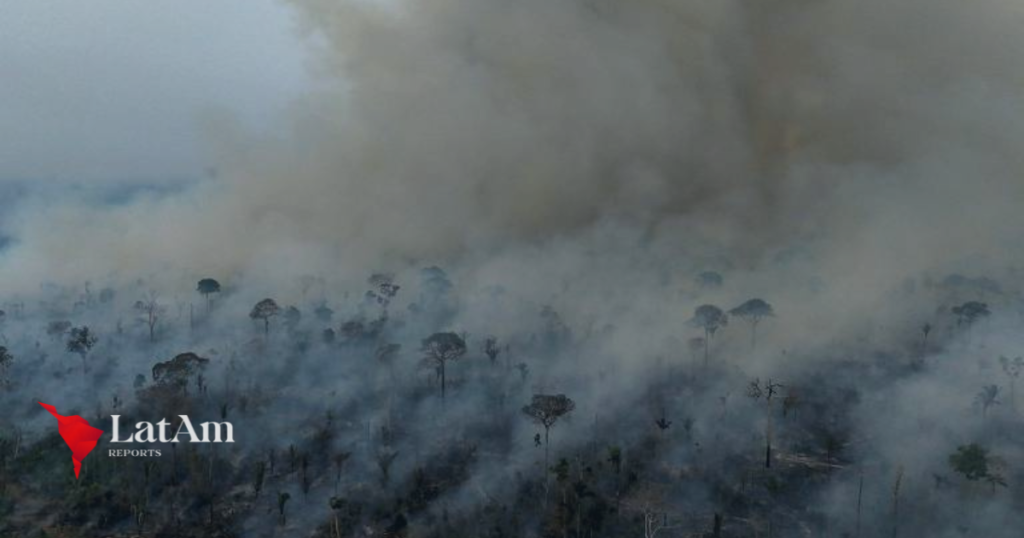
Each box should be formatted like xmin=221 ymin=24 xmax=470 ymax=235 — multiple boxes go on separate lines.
xmin=2 ymin=0 xmax=1024 ymax=537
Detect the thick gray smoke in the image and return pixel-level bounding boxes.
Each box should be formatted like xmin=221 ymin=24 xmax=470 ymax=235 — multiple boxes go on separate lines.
xmin=4 ymin=0 xmax=1022 ymax=301
xmin=3 ymin=2 xmax=1024 ymax=537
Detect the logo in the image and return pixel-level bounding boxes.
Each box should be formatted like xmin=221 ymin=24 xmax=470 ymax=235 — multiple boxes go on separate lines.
xmin=38 ymin=401 xmax=103 ymax=479
xmin=110 ymin=415 xmax=235 ymax=443
xmin=40 ymin=401 xmax=236 ymax=479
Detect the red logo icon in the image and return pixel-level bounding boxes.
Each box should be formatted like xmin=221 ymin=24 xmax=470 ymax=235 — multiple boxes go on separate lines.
xmin=39 ymin=401 xmax=104 ymax=479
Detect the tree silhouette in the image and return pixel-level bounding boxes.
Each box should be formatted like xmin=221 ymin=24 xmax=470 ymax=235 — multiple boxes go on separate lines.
xmin=250 ymin=298 xmax=281 ymax=336
xmin=421 ymin=332 xmax=467 ymax=401
xmin=729 ymin=298 xmax=775 ymax=348
xmin=748 ymin=378 xmax=783 ymax=468
xmin=522 ymin=393 xmax=575 ymax=472
xmin=952 ymin=301 xmax=990 ymax=341
xmin=949 ymin=443 xmax=990 ymax=481
xmin=975 ymin=384 xmax=1000 ymax=419
xmin=66 ymin=326 xmax=98 ymax=372
xmin=134 ymin=293 xmax=164 ymax=343
xmin=151 ymin=352 xmax=210 ymax=396
xmin=196 ymin=278 xmax=221 ymax=313
xmin=999 ymin=356 xmax=1023 ymax=412
xmin=690 ymin=305 xmax=728 ymax=366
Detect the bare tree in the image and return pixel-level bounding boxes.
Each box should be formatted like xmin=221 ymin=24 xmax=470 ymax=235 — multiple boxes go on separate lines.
xmin=522 ymin=394 xmax=576 ymax=472
xmin=623 ymin=483 xmax=680 ymax=538
xmin=748 ymin=378 xmax=784 ymax=468
xmin=134 ymin=292 xmax=164 ymax=343
xmin=421 ymin=332 xmax=467 ymax=401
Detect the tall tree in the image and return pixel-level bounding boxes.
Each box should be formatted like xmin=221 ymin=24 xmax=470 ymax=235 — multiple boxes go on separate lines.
xmin=196 ymin=278 xmax=221 ymax=313
xmin=134 ymin=292 xmax=164 ymax=343
xmin=66 ymin=326 xmax=98 ymax=373
xmin=729 ymin=298 xmax=775 ymax=348
xmin=748 ymin=378 xmax=784 ymax=468
xmin=999 ymin=356 xmax=1024 ymax=413
xmin=690 ymin=305 xmax=728 ymax=366
xmin=952 ymin=301 xmax=990 ymax=341
xmin=421 ymin=332 xmax=467 ymax=401
xmin=522 ymin=394 xmax=576 ymax=472
xmin=250 ymin=298 xmax=281 ymax=336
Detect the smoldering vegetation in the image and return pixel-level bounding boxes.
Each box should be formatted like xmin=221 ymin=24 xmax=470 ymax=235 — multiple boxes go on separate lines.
xmin=2 ymin=262 xmax=1024 ymax=538
xmin=2 ymin=0 xmax=1024 ymax=537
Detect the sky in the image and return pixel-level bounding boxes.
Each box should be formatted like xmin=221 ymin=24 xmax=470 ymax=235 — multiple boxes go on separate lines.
xmin=0 ymin=0 xmax=309 ymax=184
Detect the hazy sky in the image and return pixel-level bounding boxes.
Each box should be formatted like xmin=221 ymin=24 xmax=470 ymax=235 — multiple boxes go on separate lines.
xmin=0 ymin=0 xmax=309 ymax=183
